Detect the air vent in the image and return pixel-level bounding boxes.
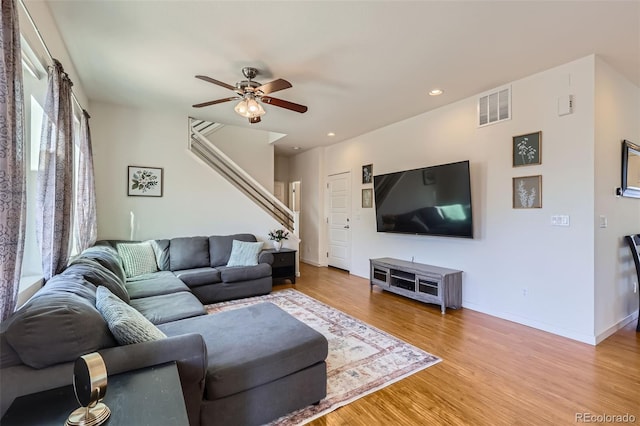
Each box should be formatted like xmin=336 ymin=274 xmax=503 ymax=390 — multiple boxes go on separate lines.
xmin=478 ymin=85 xmax=511 ymax=127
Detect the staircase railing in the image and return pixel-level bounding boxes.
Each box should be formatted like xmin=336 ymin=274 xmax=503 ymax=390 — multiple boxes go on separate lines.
xmin=188 ymin=119 xmax=296 ymax=233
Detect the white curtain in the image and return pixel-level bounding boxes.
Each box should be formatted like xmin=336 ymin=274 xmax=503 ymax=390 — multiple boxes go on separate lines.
xmin=36 ymin=59 xmax=73 ymax=280
xmin=0 ymin=0 xmax=26 ymax=320
xmin=74 ymin=109 xmax=97 ymax=253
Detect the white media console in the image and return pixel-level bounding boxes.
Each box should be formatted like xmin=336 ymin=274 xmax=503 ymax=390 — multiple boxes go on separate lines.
xmin=369 ymin=257 xmax=463 ymax=314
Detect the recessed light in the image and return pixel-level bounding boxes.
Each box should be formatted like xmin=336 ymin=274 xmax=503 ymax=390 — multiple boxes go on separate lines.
xmin=327 ymin=132 xmax=336 ymax=137
xmin=428 ymin=89 xmax=443 ymax=96
xmin=292 ymin=146 xmax=301 ymax=150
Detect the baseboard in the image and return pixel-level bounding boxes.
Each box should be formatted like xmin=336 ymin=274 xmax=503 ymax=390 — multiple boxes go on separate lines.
xmin=595 ymin=310 xmax=639 ymax=344
xmin=300 ymin=258 xmax=324 ymax=267
xmin=461 ymin=301 xmax=598 ymax=345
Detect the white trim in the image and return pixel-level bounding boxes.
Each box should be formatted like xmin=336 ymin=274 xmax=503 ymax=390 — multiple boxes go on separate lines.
xmin=20 ymin=35 xmax=46 ymax=80
xmin=17 ymin=276 xmax=44 ymax=308
xmin=462 ymin=301 xmax=597 ymax=345
xmin=595 ymin=310 xmax=638 ymax=344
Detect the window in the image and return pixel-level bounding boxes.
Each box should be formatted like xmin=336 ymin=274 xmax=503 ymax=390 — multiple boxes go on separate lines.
xmin=19 ymin=36 xmax=91 ymax=298
xmin=20 ymin=41 xmax=47 ymax=287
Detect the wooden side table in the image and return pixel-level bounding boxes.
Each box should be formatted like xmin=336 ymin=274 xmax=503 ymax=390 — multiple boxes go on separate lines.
xmin=1 ymin=362 xmax=188 ymax=426
xmin=266 ymin=248 xmax=297 ymax=284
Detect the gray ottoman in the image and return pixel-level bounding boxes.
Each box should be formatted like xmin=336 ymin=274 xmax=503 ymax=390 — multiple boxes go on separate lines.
xmin=159 ymin=302 xmax=328 ymax=426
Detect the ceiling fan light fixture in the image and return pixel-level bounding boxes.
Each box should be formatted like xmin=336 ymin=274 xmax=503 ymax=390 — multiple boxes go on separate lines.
xmin=234 ymin=97 xmax=266 ymax=118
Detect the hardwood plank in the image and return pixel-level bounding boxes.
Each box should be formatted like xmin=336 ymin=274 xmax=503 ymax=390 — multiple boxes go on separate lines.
xmin=274 ymin=263 xmax=640 ymax=425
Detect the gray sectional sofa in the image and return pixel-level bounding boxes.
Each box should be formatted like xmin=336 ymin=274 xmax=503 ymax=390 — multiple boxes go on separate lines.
xmin=0 ymin=233 xmax=328 ymax=426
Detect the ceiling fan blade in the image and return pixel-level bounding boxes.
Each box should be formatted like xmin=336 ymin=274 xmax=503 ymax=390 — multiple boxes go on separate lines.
xmin=257 ymin=79 xmax=292 ymax=95
xmin=192 ymin=96 xmax=240 ymax=108
xmin=261 ymin=96 xmax=308 ymax=113
xmin=195 ymin=75 xmax=237 ymax=92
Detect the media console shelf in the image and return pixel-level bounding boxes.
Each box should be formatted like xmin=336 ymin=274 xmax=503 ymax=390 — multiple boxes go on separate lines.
xmin=370 ymin=257 xmax=462 ymax=314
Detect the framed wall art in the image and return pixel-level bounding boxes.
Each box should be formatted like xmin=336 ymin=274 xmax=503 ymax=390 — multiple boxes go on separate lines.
xmin=362 ymin=164 xmax=373 ymax=184
xmin=513 ymin=131 xmax=541 ymax=167
xmin=513 ymin=175 xmax=541 ymax=209
xmin=362 ymin=188 xmax=373 ymax=208
xmin=127 ymin=166 xmax=163 ymax=197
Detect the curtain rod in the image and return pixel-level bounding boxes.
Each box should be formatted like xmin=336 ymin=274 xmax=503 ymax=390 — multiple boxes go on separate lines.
xmin=18 ymin=0 xmax=86 ymax=113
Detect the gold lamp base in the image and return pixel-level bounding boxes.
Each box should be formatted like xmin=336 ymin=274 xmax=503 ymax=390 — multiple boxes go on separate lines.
xmin=65 ymin=403 xmax=110 ymax=426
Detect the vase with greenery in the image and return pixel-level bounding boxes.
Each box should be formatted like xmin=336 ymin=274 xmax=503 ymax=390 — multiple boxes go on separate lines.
xmin=268 ymin=228 xmax=290 ymax=251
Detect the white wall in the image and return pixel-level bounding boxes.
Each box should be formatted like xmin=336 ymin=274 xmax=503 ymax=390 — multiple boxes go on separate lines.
xmin=205 ymin=124 xmax=274 ymax=192
xmin=274 ymin=154 xmax=290 ymax=206
xmin=90 ymin=102 xmax=282 ymax=242
xmin=294 ymin=56 xmax=622 ymax=343
xmin=22 ymin=1 xmax=88 ymax=107
xmin=289 ymin=147 xmax=324 ymax=265
xmin=594 ymin=58 xmax=640 ymax=341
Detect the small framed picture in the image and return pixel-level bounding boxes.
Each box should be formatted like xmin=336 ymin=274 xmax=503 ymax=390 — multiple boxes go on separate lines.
xmin=362 ymin=188 xmax=373 ymax=208
xmin=362 ymin=164 xmax=373 ymax=184
xmin=128 ymin=166 xmax=163 ymax=197
xmin=513 ymin=175 xmax=542 ymax=208
xmin=513 ymin=131 xmax=541 ymax=167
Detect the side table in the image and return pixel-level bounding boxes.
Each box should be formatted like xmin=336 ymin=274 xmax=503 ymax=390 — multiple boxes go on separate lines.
xmin=266 ymin=248 xmax=297 ymax=284
xmin=1 ymin=362 xmax=189 ymax=426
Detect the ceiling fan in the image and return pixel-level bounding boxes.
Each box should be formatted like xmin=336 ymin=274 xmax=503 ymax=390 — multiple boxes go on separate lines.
xmin=192 ymin=67 xmax=308 ymax=124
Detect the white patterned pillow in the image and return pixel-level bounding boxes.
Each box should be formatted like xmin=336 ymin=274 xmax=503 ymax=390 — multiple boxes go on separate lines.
xmin=226 ymin=240 xmax=264 ymax=267
xmin=95 ymin=286 xmax=166 ymax=345
xmin=117 ymin=241 xmax=158 ymax=278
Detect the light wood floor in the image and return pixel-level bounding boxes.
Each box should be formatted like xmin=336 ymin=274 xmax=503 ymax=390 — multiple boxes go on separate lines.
xmin=274 ymin=263 xmax=639 ymax=426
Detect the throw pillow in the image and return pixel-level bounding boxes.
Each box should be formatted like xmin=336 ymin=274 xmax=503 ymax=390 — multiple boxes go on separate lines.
xmin=226 ymin=240 xmax=264 ymax=267
xmin=95 ymin=286 xmax=166 ymax=345
xmin=117 ymin=241 xmax=159 ymax=278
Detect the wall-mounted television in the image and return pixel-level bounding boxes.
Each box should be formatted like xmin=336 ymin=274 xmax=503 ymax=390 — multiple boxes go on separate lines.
xmin=373 ymin=160 xmax=473 ymax=238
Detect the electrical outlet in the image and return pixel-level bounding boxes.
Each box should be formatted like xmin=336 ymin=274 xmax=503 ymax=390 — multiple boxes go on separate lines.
xmin=522 ymin=288 xmax=528 ymax=297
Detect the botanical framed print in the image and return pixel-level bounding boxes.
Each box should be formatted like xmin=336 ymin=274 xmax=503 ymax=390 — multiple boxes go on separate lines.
xmin=362 ymin=164 xmax=373 ymax=184
xmin=362 ymin=188 xmax=373 ymax=208
xmin=513 ymin=131 xmax=541 ymax=167
xmin=513 ymin=175 xmax=541 ymax=209
xmin=128 ymin=166 xmax=163 ymax=197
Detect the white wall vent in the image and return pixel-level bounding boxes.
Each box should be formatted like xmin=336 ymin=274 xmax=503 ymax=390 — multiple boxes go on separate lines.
xmin=478 ymin=85 xmax=511 ymax=127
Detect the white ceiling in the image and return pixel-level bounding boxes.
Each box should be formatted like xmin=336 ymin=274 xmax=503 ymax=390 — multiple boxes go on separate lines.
xmin=43 ymin=1 xmax=640 ymax=155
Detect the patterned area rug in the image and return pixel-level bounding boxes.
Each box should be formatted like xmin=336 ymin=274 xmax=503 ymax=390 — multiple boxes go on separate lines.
xmin=205 ymin=289 xmax=442 ymax=425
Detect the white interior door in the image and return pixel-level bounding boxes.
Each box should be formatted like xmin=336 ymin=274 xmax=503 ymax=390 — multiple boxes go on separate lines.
xmin=327 ymin=172 xmax=351 ymax=271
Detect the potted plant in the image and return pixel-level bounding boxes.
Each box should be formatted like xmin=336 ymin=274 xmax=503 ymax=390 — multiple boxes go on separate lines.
xmin=268 ymin=228 xmax=290 ymax=251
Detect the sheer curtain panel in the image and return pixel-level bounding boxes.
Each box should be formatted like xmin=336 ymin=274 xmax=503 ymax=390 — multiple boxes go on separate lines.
xmin=74 ymin=109 xmax=97 ymax=253
xmin=0 ymin=0 xmax=26 ymax=320
xmin=36 ymin=59 xmax=73 ymax=280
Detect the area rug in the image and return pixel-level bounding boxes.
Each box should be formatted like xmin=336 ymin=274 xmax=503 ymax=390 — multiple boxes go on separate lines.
xmin=205 ymin=289 xmax=442 ymax=425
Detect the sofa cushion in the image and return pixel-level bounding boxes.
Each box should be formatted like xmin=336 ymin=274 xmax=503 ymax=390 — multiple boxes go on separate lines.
xmin=170 ymin=236 xmax=210 ymax=271
xmin=4 ymin=291 xmax=115 ymax=369
xmin=38 ymin=271 xmax=100 ymax=304
xmin=217 ymin=263 xmax=272 ymax=283
xmin=173 ymin=267 xmax=221 ymax=288
xmin=130 ymin=292 xmax=206 ymax=325
xmin=76 ymin=245 xmax=127 ymax=284
xmin=117 ymin=241 xmax=159 ymax=278
xmin=158 ymin=303 xmax=328 ymax=400
xmin=151 ymin=239 xmax=171 ymax=271
xmin=125 ymin=271 xmax=190 ymax=299
xmin=209 ymin=234 xmax=256 ymax=267
xmin=96 ymin=286 xmax=167 ymax=345
xmin=0 ymin=324 xmax=21 ymax=368
xmin=65 ymin=257 xmax=130 ymax=304
xmin=226 ymin=240 xmax=264 ymax=267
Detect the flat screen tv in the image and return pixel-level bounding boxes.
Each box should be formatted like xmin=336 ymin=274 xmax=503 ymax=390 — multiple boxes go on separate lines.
xmin=373 ymin=160 xmax=473 ymax=238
